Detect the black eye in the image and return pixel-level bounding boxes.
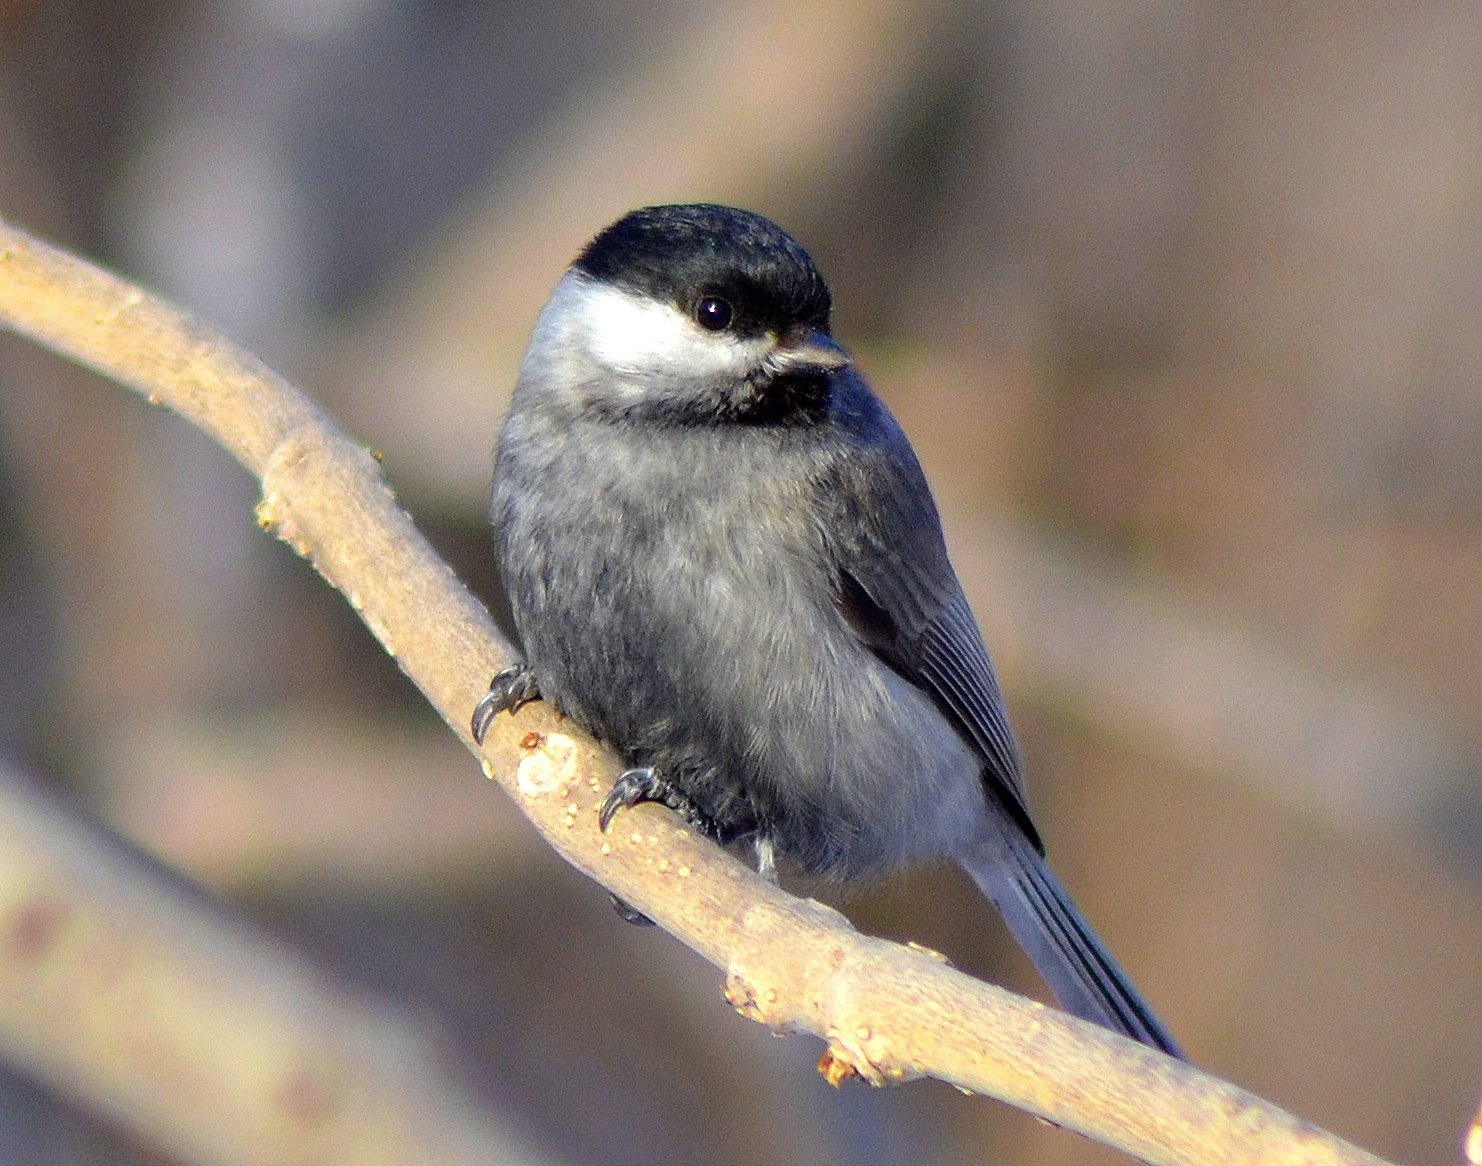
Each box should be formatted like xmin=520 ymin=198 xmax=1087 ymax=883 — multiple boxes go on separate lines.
xmin=695 ymin=296 xmax=733 ymax=331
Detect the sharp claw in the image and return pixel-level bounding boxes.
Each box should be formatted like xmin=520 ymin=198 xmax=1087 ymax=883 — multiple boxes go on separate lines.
xmin=598 ymin=766 xmax=720 ymax=838
xmin=471 ymin=662 xmax=540 ymax=744
xmin=608 ymin=893 xmax=656 ymax=926
xmin=470 ymin=694 xmax=499 ymax=744
xmin=598 ymin=768 xmax=706 ymax=927
xmin=598 ymin=766 xmax=661 ymax=832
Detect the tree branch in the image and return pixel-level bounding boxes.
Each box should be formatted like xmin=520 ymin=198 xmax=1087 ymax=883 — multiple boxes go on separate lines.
xmin=0 ymin=761 xmax=549 ymax=1166
xmin=0 ymin=215 xmax=1395 ymax=1166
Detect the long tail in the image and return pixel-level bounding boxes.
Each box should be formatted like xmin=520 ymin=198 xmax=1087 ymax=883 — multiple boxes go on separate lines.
xmin=961 ymin=830 xmax=1184 ymax=1059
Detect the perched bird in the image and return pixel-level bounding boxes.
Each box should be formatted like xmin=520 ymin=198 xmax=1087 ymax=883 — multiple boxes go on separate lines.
xmin=474 ymin=203 xmax=1181 ymax=1057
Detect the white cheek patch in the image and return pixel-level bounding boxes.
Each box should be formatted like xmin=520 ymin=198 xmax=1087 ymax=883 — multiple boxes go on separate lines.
xmin=563 ymin=274 xmax=761 ymax=382
xmin=584 ymin=282 xmax=694 ymax=369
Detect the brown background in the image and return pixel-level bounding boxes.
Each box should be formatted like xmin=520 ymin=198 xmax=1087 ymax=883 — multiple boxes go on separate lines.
xmin=0 ymin=2 xmax=1477 ymax=1163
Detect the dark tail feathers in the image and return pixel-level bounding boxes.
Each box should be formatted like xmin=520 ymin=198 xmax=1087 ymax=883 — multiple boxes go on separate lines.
xmin=962 ymin=832 xmax=1184 ymax=1059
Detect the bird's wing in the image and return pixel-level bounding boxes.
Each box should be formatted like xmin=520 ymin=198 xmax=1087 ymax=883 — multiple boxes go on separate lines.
xmin=819 ymin=384 xmax=1041 ymax=849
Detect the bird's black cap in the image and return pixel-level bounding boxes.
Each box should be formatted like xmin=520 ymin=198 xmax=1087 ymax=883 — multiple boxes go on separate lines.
xmin=574 ymin=204 xmax=833 ymax=338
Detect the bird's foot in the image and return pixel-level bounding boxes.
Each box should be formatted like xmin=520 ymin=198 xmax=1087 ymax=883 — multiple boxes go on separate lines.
xmin=607 ymin=893 xmax=656 ymax=927
xmin=471 ymin=662 xmax=541 ymax=743
xmin=599 ymin=766 xmax=718 ymax=928
xmin=598 ymin=766 xmax=715 ymax=835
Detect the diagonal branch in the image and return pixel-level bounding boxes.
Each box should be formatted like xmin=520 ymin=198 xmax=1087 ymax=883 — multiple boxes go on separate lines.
xmin=0 ymin=215 xmax=1394 ymax=1166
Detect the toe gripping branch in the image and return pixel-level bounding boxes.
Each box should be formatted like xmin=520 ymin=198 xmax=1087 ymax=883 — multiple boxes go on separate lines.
xmin=472 ymin=669 xmax=720 ymax=928
xmin=471 ymin=662 xmax=540 ymax=744
xmin=595 ymin=770 xmax=711 ymax=936
xmin=598 ymin=767 xmax=722 ymax=929
xmin=598 ymin=766 xmax=715 ymax=836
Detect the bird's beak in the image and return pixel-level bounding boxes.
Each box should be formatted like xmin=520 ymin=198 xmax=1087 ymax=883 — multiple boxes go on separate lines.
xmin=766 ymin=329 xmax=851 ymax=378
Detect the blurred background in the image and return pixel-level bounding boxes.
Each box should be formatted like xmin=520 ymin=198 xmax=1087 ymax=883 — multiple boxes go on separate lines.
xmin=1 ymin=1 xmax=1479 ymax=1163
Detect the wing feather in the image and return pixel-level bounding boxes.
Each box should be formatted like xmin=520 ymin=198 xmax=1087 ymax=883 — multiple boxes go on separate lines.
xmin=820 ymin=381 xmax=1041 ymax=849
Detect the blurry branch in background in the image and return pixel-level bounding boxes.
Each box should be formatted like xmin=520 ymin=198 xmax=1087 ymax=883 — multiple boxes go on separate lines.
xmin=945 ymin=511 xmax=1469 ymax=843
xmin=0 ymin=216 xmax=1395 ymax=1166
xmin=0 ymin=763 xmax=552 ymax=1166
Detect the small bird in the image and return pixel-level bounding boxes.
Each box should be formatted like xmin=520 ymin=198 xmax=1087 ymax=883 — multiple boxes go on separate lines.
xmin=474 ymin=204 xmax=1182 ymax=1057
